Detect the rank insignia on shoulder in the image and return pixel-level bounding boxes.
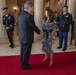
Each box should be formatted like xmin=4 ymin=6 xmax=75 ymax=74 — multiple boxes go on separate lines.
xmin=8 ymin=17 xmax=11 ymax=19
xmin=65 ymin=15 xmax=69 ymax=17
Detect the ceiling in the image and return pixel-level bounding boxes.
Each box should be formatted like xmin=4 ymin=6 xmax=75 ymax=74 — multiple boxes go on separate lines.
xmin=17 ymin=0 xmax=34 ymax=5
xmin=17 ymin=0 xmax=26 ymax=4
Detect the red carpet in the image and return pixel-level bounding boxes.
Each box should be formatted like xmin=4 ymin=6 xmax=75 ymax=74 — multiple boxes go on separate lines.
xmin=0 ymin=52 xmax=76 ymax=75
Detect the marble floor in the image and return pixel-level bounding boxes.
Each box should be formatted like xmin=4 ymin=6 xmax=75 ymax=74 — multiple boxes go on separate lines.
xmin=0 ymin=36 xmax=76 ymax=56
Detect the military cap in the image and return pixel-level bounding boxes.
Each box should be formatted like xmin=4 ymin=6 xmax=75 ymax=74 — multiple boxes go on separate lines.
xmin=63 ymin=5 xmax=68 ymax=9
xmin=2 ymin=7 xmax=8 ymax=12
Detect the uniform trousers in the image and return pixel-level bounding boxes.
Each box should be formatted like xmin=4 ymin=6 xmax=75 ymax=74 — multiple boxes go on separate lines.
xmin=59 ymin=32 xmax=68 ymax=48
xmin=6 ymin=28 xmax=14 ymax=46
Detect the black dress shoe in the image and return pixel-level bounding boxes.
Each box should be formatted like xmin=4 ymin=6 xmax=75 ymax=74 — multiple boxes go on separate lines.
xmin=57 ymin=46 xmax=62 ymax=49
xmin=9 ymin=45 xmax=14 ymax=48
xmin=22 ymin=65 xmax=32 ymax=70
xmin=62 ymin=48 xmax=67 ymax=51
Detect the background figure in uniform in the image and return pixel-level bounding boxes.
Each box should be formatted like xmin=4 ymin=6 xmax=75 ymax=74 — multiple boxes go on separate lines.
xmin=42 ymin=9 xmax=57 ymax=67
xmin=57 ymin=6 xmax=73 ymax=51
xmin=73 ymin=25 xmax=76 ymax=45
xmin=19 ymin=2 xmax=40 ymax=70
xmin=3 ymin=7 xmax=15 ymax=48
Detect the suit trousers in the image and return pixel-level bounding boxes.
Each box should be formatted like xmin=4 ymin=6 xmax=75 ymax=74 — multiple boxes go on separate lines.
xmin=59 ymin=32 xmax=68 ymax=48
xmin=20 ymin=43 xmax=32 ymax=68
xmin=6 ymin=28 xmax=14 ymax=46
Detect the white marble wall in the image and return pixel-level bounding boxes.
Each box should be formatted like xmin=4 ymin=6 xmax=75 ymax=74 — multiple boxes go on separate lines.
xmin=0 ymin=0 xmax=7 ymax=40
xmin=75 ymin=0 xmax=76 ymax=26
xmin=34 ymin=0 xmax=43 ymax=38
xmin=34 ymin=0 xmax=43 ymax=29
xmin=67 ymin=0 xmax=76 ymax=21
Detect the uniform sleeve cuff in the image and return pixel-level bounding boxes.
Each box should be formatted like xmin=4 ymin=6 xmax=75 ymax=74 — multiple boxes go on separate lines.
xmin=10 ymin=25 xmax=13 ymax=28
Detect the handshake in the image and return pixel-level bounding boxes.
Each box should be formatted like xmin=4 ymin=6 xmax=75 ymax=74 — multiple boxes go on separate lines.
xmin=40 ymin=31 xmax=42 ymax=35
xmin=52 ymin=39 xmax=55 ymax=45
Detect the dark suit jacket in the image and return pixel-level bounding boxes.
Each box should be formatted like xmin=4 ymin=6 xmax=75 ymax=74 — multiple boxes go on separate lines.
xmin=19 ymin=11 xmax=40 ymax=44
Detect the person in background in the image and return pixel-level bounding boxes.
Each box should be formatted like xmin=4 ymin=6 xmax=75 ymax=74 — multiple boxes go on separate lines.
xmin=42 ymin=8 xmax=57 ymax=67
xmin=3 ymin=7 xmax=15 ymax=48
xmin=57 ymin=6 xmax=73 ymax=51
xmin=19 ymin=2 xmax=41 ymax=70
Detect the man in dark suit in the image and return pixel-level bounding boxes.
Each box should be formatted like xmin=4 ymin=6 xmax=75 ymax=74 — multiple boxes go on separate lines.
xmin=57 ymin=6 xmax=73 ymax=51
xmin=19 ymin=2 xmax=40 ymax=70
xmin=3 ymin=7 xmax=15 ymax=48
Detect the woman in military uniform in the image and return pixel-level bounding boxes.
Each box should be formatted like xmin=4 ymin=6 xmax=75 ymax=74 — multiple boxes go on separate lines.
xmin=42 ymin=8 xmax=57 ymax=67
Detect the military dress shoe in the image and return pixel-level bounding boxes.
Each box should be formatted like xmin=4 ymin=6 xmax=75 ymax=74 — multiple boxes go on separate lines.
xmin=22 ymin=64 xmax=32 ymax=70
xmin=62 ymin=48 xmax=67 ymax=51
xmin=57 ymin=46 xmax=62 ymax=49
xmin=9 ymin=45 xmax=14 ymax=48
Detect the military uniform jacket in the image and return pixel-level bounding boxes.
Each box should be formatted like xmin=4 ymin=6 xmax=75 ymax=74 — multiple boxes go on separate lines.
xmin=3 ymin=14 xmax=15 ymax=30
xmin=57 ymin=12 xmax=73 ymax=32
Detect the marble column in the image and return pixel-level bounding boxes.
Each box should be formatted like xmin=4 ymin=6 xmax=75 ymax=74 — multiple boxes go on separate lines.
xmin=0 ymin=0 xmax=7 ymax=40
xmin=34 ymin=0 xmax=43 ymax=38
xmin=67 ymin=0 xmax=76 ymax=40
xmin=67 ymin=0 xmax=76 ymax=21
